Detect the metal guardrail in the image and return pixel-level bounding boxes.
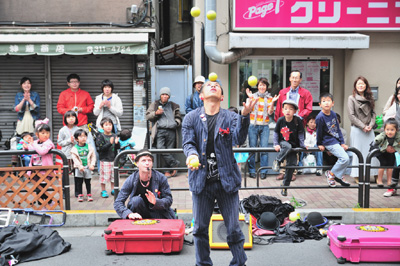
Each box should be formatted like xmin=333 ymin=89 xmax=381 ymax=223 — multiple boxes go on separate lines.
xmin=364 ymin=148 xmax=398 ymax=208
xmin=113 ymin=147 xmax=366 ymax=207
xmin=0 ymin=149 xmax=70 ymax=210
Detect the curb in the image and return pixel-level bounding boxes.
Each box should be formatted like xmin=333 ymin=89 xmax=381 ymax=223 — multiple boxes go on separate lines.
xmin=7 ymin=208 xmax=400 ymax=227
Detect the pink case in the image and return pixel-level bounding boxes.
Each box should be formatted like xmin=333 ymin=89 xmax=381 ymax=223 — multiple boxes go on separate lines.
xmin=104 ymin=219 xmax=185 ymax=254
xmin=328 ymin=224 xmax=400 ymax=263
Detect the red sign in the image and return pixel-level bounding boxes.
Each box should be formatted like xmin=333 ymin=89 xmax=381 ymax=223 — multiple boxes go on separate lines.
xmin=233 ymin=0 xmax=400 ymax=31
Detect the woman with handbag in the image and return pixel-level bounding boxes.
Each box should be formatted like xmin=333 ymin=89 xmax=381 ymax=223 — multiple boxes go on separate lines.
xmin=14 ymin=77 xmax=40 ymax=135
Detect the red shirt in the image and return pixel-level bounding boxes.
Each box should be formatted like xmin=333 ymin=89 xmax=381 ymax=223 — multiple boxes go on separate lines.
xmin=274 ymin=86 xmax=313 ymax=125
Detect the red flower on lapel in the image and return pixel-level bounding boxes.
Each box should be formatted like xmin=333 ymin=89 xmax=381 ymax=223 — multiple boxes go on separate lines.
xmin=219 ymin=127 xmax=230 ymax=136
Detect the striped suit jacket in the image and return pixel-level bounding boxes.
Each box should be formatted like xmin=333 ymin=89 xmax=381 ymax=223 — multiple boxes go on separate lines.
xmin=182 ymin=107 xmax=250 ymax=194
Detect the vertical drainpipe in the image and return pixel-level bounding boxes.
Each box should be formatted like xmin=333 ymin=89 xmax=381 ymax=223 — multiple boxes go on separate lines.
xmin=204 ymin=0 xmax=252 ymax=65
xmin=204 ymin=0 xmax=252 ymax=107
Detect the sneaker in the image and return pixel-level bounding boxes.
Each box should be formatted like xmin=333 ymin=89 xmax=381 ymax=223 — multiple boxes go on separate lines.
xmin=272 ymin=160 xmax=280 ymax=172
xmin=101 ymin=190 xmax=109 ymax=198
xmin=297 ymin=170 xmax=303 ymax=175
xmin=248 ymin=173 xmax=256 ymax=179
xmin=316 ymin=169 xmax=322 ymax=176
xmin=334 ymin=177 xmax=351 ymax=187
xmin=78 ymin=194 xmax=84 ymax=202
xmin=281 ymin=188 xmax=288 ymax=197
xmin=111 ymin=190 xmax=115 ymax=196
xmin=383 ymin=189 xmax=396 ymax=197
xmin=325 ymin=171 xmax=336 ymax=188
xmin=260 ymin=173 xmax=267 ymax=180
xmin=87 ymin=194 xmax=93 ymax=202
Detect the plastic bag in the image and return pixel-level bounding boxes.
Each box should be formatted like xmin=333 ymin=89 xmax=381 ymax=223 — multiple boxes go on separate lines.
xmin=302 ymin=154 xmax=316 ymax=174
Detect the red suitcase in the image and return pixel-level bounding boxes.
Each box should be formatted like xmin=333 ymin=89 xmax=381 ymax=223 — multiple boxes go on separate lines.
xmin=104 ymin=219 xmax=185 ymax=254
xmin=327 ymin=224 xmax=400 ymax=263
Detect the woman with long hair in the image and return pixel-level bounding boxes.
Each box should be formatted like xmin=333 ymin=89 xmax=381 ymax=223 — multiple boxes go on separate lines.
xmin=347 ymin=76 xmax=378 ymax=182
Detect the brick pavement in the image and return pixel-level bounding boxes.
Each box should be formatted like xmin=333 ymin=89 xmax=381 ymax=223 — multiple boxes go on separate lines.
xmin=67 ymin=170 xmax=399 ymax=211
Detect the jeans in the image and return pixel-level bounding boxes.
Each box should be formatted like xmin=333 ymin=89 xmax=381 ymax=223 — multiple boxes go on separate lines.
xmin=156 ymin=128 xmax=179 ymax=168
xmin=325 ymin=144 xmax=350 ymax=178
xmin=276 ymin=141 xmax=297 ymax=187
xmin=248 ymin=124 xmax=270 ymax=174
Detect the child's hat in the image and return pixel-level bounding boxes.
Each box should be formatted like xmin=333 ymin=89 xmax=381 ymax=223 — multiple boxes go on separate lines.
xmin=282 ymin=99 xmax=298 ymax=110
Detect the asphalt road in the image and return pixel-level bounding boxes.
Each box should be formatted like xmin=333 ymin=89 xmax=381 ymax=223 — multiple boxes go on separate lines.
xmin=22 ymin=227 xmax=398 ymax=266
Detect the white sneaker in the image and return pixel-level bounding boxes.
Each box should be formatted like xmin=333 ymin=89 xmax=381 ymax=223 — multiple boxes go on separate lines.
xmin=383 ymin=189 xmax=396 ymax=197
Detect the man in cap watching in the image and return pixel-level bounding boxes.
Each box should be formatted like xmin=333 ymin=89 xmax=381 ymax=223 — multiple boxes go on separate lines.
xmin=114 ymin=149 xmax=176 ymax=220
xmin=182 ymin=79 xmax=257 ymax=266
xmin=146 ymin=87 xmax=181 ymax=177
xmin=185 ymin=75 xmax=205 ymax=113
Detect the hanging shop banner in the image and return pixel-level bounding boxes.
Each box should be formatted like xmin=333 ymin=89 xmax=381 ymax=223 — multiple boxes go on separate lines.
xmin=233 ymin=0 xmax=400 ymax=31
xmin=0 ymin=43 xmax=147 ymax=56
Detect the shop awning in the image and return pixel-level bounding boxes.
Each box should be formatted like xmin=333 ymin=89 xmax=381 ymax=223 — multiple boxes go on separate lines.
xmin=229 ymin=33 xmax=369 ymax=49
xmin=0 ymin=33 xmax=148 ymax=55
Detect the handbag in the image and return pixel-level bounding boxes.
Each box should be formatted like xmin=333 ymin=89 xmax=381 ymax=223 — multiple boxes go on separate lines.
xmin=302 ymin=154 xmax=316 ymax=174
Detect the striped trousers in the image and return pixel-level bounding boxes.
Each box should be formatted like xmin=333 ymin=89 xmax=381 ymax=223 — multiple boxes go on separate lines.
xmin=192 ymin=181 xmax=246 ymax=266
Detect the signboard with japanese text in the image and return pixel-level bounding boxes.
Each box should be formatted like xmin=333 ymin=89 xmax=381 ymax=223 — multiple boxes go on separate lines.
xmin=233 ymin=0 xmax=400 ymax=31
xmin=0 ymin=43 xmax=147 ymax=56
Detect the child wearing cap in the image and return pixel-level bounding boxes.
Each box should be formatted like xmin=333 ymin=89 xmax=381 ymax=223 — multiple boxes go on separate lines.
xmin=272 ymin=99 xmax=305 ymax=196
xmin=316 ymin=93 xmax=351 ymax=188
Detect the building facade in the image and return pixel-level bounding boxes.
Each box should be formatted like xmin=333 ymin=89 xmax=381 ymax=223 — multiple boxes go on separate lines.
xmin=192 ymin=0 xmax=400 ymax=134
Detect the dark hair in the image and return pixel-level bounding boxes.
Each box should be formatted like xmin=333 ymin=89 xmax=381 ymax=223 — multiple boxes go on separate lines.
xmin=353 ymin=76 xmax=375 ymax=110
xmin=319 ymin=93 xmax=334 ymax=102
xmin=63 ymin=110 xmax=78 ymax=125
xmin=101 ymin=79 xmax=114 ymax=93
xmin=36 ymin=123 xmax=51 ymax=133
xmin=290 ymin=70 xmax=302 ymax=79
xmin=100 ymin=117 xmax=114 ymax=128
xmin=336 ymin=113 xmax=342 ymax=124
xmin=257 ymin=77 xmax=270 ymax=89
xmin=67 ymin=73 xmax=80 ymax=82
xmin=74 ymin=129 xmax=88 ymax=139
xmin=384 ymin=118 xmax=398 ymax=131
xmin=119 ymin=128 xmax=131 ymax=141
xmin=20 ymin=132 xmax=33 ymax=140
xmin=390 ymin=77 xmax=400 ymax=106
xmin=228 ymin=106 xmax=238 ymax=114
xmin=306 ymin=115 xmax=316 ymax=123
xmin=20 ymin=77 xmax=32 ymax=86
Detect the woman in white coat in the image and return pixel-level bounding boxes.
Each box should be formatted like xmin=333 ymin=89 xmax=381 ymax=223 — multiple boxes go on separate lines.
xmin=93 ymin=79 xmax=123 ymax=133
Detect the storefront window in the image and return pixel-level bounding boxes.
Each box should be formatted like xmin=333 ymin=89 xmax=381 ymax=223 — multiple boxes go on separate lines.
xmin=239 ymin=58 xmax=283 ymax=104
xmin=239 ymin=57 xmax=332 ymax=107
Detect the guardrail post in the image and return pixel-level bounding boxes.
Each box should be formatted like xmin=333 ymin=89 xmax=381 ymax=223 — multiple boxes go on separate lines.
xmin=364 ymin=149 xmax=381 ymax=208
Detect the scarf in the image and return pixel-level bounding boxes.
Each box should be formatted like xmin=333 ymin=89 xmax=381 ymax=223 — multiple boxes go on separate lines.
xmin=251 ymin=91 xmax=272 ymax=125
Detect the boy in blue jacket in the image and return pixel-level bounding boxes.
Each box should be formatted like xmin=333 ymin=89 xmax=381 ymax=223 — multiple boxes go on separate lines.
xmin=316 ymin=93 xmax=350 ymax=188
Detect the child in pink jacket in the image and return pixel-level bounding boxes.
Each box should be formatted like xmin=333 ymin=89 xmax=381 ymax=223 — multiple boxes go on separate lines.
xmin=24 ymin=119 xmax=55 ymax=209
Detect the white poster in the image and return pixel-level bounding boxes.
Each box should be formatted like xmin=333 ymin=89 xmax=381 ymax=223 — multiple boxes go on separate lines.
xmin=292 ymin=61 xmax=321 ymax=101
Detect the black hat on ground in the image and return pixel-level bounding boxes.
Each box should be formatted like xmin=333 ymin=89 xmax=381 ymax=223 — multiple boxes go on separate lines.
xmin=256 ymin=212 xmax=280 ymax=231
xmin=135 ymin=149 xmax=154 ymax=163
xmin=304 ymin=212 xmax=328 ymax=228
